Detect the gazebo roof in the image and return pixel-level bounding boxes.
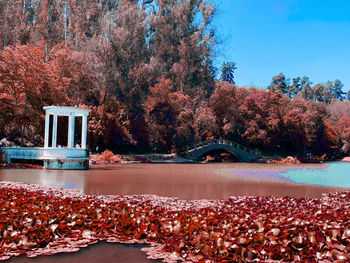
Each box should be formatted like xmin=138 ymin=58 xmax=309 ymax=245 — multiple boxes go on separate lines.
xmin=43 ymin=106 xmax=91 ymax=116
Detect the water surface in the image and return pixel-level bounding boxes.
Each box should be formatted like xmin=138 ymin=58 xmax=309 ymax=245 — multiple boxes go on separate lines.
xmin=1 ymin=162 xmax=349 ymax=199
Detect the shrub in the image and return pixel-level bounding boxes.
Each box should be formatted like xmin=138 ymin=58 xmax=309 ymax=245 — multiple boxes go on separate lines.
xmin=101 ymin=150 xmax=113 ymax=162
xmin=110 ymin=155 xmax=122 ymax=163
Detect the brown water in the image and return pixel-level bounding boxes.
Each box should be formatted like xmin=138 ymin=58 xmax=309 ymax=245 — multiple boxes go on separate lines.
xmin=2 ymin=163 xmax=349 ymax=262
xmin=1 ymin=163 xmax=348 ymax=199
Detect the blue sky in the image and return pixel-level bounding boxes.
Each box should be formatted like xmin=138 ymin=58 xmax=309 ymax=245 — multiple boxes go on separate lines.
xmin=211 ymin=0 xmax=350 ymax=91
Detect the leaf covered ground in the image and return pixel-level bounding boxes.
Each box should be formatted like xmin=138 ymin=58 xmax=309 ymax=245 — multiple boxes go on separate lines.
xmin=0 ymin=181 xmax=349 ymax=262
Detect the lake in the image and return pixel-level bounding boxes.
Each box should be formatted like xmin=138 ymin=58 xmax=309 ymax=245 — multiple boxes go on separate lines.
xmin=0 ymin=162 xmax=349 ymax=199
xmin=1 ymin=162 xmax=349 ymax=263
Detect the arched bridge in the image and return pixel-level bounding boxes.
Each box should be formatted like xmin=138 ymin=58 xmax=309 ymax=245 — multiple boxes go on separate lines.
xmin=186 ymin=139 xmax=262 ymax=162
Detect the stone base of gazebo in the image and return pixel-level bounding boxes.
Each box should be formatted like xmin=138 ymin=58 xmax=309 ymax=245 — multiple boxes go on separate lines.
xmin=44 ymin=158 xmax=89 ymax=170
xmin=3 ymin=147 xmax=89 ymax=170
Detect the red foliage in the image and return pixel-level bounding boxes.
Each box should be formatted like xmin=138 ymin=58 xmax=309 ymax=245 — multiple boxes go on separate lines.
xmin=101 ymin=150 xmax=113 ymax=162
xmin=145 ymin=78 xmax=194 ymax=152
xmin=335 ymin=116 xmax=350 ymax=154
xmin=1 ymin=182 xmax=350 ymax=262
xmin=241 ymin=91 xmax=289 ymax=149
xmin=88 ymin=98 xmax=133 ymax=151
xmin=48 ymin=43 xmax=101 ymax=106
xmin=0 ymin=45 xmax=68 ymax=144
xmin=194 ymin=101 xmax=219 ymax=141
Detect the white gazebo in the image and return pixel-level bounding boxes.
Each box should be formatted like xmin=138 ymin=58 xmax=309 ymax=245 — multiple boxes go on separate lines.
xmin=43 ymin=106 xmax=91 ymax=149
xmin=3 ymin=106 xmax=92 ymax=170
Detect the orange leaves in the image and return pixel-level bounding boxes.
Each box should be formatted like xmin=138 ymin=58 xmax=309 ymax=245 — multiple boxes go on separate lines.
xmin=0 ymin=44 xmax=69 ymax=143
xmin=1 ymin=182 xmax=350 ymax=262
xmin=323 ymin=120 xmax=340 ymax=150
xmin=145 ymin=78 xmax=194 ymax=152
xmin=334 ymin=115 xmax=350 ymax=154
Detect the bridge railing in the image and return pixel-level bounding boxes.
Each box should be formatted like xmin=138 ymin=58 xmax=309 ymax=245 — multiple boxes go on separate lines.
xmin=188 ymin=139 xmax=261 ymax=157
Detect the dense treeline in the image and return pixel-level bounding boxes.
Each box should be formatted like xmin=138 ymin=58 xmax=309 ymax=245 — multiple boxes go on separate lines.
xmin=0 ymin=0 xmax=349 ymax=159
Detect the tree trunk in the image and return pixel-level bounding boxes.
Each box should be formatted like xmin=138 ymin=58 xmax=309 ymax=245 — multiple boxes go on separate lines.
xmin=64 ymin=0 xmax=68 ymax=44
xmin=45 ymin=0 xmax=51 ymax=61
xmin=20 ymin=124 xmax=25 ymax=147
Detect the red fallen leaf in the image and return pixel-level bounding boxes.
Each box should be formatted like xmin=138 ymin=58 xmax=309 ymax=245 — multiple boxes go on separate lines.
xmin=326 ymin=242 xmax=347 ymax=252
xmin=342 ymin=229 xmax=350 ymax=239
xmin=270 ymin=228 xmax=280 ymax=236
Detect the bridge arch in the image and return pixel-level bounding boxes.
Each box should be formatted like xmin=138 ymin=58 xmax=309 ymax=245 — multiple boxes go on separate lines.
xmin=186 ymin=139 xmax=261 ymax=162
xmin=195 ymin=147 xmax=240 ymax=162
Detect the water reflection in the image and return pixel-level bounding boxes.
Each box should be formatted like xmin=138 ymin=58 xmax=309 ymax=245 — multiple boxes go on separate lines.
xmin=278 ymin=162 xmax=350 ymax=188
xmin=0 ymin=169 xmax=85 ymax=193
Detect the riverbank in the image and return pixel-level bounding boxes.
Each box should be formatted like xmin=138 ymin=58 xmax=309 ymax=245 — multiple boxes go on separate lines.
xmin=1 ymin=181 xmax=349 ymax=262
xmin=90 ymin=152 xmax=338 ymax=166
xmin=0 ymin=163 xmax=44 ymax=169
xmin=89 ymin=153 xmax=193 ymax=168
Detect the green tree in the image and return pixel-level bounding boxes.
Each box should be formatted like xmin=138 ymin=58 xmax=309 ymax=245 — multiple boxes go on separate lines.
xmin=297 ymin=76 xmax=313 ymax=100
xmin=329 ymin=79 xmax=345 ymax=101
xmin=267 ymin=73 xmax=289 ymax=94
xmin=286 ymin=77 xmax=302 ymax=98
xmin=312 ymin=83 xmax=332 ymax=104
xmin=220 ymin=62 xmax=237 ymax=84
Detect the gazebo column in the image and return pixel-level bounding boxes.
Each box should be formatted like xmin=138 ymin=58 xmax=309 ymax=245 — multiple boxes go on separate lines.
xmin=44 ymin=113 xmax=50 ymax=148
xmin=68 ymin=113 xmax=75 ymax=148
xmin=52 ymin=114 xmax=58 ymax=148
xmin=81 ymin=114 xmax=88 ymax=149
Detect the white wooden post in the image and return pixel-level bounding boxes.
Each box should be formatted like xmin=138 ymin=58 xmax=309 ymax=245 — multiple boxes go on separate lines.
xmin=52 ymin=114 xmax=58 ymax=148
xmin=68 ymin=113 xmax=75 ymax=148
xmin=81 ymin=114 xmax=88 ymax=149
xmin=44 ymin=113 xmax=50 ymax=148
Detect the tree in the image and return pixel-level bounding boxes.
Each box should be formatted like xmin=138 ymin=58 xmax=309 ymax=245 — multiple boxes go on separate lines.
xmin=327 ymin=101 xmax=350 ymax=124
xmin=88 ymin=98 xmax=133 ymax=153
xmin=47 ymin=43 xmax=101 ymax=106
xmin=329 ymin=79 xmax=345 ymax=101
xmin=144 ymin=78 xmax=193 ymax=152
xmin=0 ymin=0 xmax=36 ymax=47
xmin=282 ymin=106 xmax=307 ymax=154
xmin=240 ymin=91 xmax=290 ymax=151
xmin=297 ymin=76 xmax=313 ymax=100
xmin=209 ymin=81 xmax=241 ymax=138
xmin=286 ymin=77 xmax=302 ymax=98
xmin=312 ymin=83 xmax=332 ymax=104
xmin=148 ymin=0 xmax=217 ymax=97
xmin=335 ymin=116 xmax=350 ymax=154
xmin=267 ymin=73 xmax=289 ymax=95
xmin=193 ymin=101 xmax=219 ymax=141
xmin=220 ymin=62 xmax=236 ymax=84
xmin=0 ymin=44 xmax=67 ymax=145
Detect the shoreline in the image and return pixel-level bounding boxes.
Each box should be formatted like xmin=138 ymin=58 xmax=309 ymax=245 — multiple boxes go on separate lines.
xmin=91 ymin=153 xmax=350 ymax=166
xmin=1 ymin=152 xmax=349 ymax=169
xmin=342 ymin=156 xmax=350 ymax=162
